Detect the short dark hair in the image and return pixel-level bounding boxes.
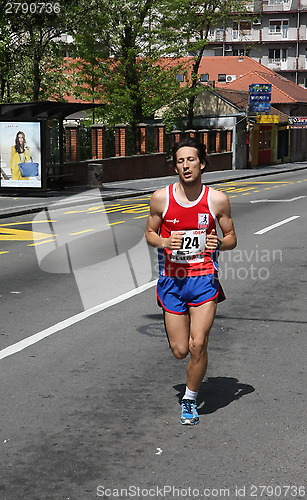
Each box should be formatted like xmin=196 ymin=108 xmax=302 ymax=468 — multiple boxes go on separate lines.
xmin=172 ymin=137 xmax=207 ymax=168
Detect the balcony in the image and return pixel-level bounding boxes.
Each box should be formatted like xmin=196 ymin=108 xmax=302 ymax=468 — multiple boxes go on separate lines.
xmin=207 ymin=29 xmax=224 ymax=42
xmin=267 ymin=59 xmax=290 ymax=70
xmin=261 ymin=0 xmax=293 ymax=11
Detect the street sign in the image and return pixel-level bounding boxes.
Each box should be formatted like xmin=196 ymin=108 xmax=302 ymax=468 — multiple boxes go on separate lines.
xmin=249 ymin=94 xmax=271 ymax=103
xmin=288 ymin=116 xmax=307 ymax=128
xmin=257 ymin=115 xmax=279 ymax=124
xmin=249 ymin=103 xmax=271 ymax=113
xmin=248 ymin=83 xmax=272 ymax=113
xmin=249 ymin=84 xmax=272 ymax=93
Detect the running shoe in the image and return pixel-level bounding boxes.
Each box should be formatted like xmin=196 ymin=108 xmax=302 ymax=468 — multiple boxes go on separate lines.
xmin=180 ymin=399 xmax=199 ymax=425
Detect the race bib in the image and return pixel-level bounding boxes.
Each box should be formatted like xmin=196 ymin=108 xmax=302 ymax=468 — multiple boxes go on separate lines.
xmin=170 ymin=229 xmax=206 ymax=263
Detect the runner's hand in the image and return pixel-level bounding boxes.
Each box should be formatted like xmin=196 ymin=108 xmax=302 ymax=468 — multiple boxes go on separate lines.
xmin=163 ymin=232 xmax=185 ymax=250
xmin=206 ymin=229 xmax=220 ymax=250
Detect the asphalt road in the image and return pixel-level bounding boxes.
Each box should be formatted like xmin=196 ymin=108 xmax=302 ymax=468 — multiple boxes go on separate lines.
xmin=0 ymin=170 xmax=306 ymax=500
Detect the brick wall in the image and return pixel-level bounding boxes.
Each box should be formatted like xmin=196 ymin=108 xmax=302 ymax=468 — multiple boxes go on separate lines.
xmin=53 ymin=151 xmax=232 ymax=188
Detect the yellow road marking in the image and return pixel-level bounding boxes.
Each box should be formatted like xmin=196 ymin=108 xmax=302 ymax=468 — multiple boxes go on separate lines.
xmin=69 ymin=229 xmax=95 ymax=236
xmin=109 ymin=221 xmax=125 ymax=225
xmin=0 ymin=228 xmax=53 ymax=241
xmin=28 ymin=239 xmax=56 ymax=247
xmin=0 ymin=220 xmax=56 ymax=227
xmin=0 ymin=251 xmax=9 ymax=254
xmin=123 ymin=207 xmax=150 ymax=214
xmin=134 ymin=214 xmax=149 ymax=219
xmin=218 ymin=181 xmax=293 ymax=185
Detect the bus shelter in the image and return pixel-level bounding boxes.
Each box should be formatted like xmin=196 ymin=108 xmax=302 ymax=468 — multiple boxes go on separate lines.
xmin=0 ymin=101 xmax=103 ymax=192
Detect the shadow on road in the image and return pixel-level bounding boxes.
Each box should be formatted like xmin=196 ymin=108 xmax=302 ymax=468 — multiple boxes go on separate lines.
xmin=174 ymin=377 xmax=255 ymax=415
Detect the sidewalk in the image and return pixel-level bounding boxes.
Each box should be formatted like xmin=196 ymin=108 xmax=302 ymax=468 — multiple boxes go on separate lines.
xmin=0 ymin=162 xmax=306 ymax=219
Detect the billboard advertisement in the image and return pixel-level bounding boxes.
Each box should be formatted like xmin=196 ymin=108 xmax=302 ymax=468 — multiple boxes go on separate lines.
xmin=0 ymin=121 xmax=42 ymax=188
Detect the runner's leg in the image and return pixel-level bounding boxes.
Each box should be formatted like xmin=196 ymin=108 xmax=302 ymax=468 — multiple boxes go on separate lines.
xmin=163 ymin=311 xmax=190 ymax=359
xmin=186 ymin=300 xmax=217 ymax=392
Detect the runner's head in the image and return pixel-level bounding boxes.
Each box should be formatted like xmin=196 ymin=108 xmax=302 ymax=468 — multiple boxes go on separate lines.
xmin=172 ymin=138 xmax=207 ymax=170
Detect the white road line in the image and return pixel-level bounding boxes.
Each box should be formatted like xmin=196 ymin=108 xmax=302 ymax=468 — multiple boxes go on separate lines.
xmin=0 ymin=280 xmax=156 ymax=361
xmin=255 ymin=216 xmax=300 ymax=235
xmin=250 ymin=196 xmax=306 ymax=204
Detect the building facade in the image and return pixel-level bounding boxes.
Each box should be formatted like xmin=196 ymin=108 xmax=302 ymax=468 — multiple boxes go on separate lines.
xmin=204 ymin=0 xmax=307 ymax=88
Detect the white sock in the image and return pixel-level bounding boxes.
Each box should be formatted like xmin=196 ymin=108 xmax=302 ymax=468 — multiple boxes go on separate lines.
xmin=183 ymin=387 xmax=198 ymax=401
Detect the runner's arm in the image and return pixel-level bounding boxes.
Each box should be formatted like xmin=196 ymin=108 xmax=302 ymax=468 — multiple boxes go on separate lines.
xmin=145 ymin=189 xmax=183 ymax=250
xmin=207 ymin=190 xmax=237 ymax=251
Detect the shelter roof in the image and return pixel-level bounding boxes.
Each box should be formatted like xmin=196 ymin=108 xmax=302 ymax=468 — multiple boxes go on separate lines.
xmin=0 ymin=101 xmax=105 ymax=119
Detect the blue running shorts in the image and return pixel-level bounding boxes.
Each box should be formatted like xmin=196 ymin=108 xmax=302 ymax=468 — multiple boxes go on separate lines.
xmin=157 ymin=274 xmax=225 ymax=314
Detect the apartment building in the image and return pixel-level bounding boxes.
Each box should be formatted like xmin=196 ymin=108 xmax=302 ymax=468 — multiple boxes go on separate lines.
xmin=204 ymin=0 xmax=307 ymax=87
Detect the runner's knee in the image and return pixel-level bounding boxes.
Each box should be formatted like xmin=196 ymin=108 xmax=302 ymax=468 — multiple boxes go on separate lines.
xmin=170 ymin=343 xmax=189 ymax=359
xmin=189 ymin=337 xmax=208 ymax=358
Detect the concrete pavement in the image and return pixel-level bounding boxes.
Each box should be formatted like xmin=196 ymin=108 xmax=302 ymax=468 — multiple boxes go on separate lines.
xmin=0 ymin=161 xmax=307 ymax=219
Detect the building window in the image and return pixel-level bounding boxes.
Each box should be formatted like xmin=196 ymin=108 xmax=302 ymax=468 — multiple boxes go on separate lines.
xmin=268 ymin=48 xmax=288 ymax=62
xmin=218 ymin=73 xmax=226 ymax=82
xmin=232 ymin=21 xmax=252 ymax=40
xmin=266 ymin=0 xmax=290 ymax=5
xmin=233 ymin=21 xmax=252 ymax=34
xmin=199 ymin=73 xmax=209 ymax=82
xmin=269 ymin=19 xmax=289 ymax=37
xmin=208 ymin=28 xmax=215 ymax=40
xmin=215 ymin=28 xmax=224 ymax=41
xmin=176 ymin=74 xmax=184 ymax=82
xmin=233 ymin=48 xmax=251 ymax=57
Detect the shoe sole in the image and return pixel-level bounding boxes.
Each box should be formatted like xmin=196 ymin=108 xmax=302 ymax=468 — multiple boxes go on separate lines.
xmin=180 ymin=417 xmax=199 ymax=425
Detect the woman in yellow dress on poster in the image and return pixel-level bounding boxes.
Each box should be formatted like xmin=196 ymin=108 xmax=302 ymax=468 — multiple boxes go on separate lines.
xmin=10 ymin=131 xmax=31 ymax=180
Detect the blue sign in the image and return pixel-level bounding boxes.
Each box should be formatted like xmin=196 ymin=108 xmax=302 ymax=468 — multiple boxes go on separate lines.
xmin=249 ymin=83 xmax=272 ymax=113
xmin=249 ymin=84 xmax=272 ymax=93
xmin=249 ymin=94 xmax=271 ymax=103
xmin=249 ymin=103 xmax=271 ymax=113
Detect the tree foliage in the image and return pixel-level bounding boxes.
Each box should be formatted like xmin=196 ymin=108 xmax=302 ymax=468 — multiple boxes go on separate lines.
xmin=158 ymin=0 xmax=251 ymax=127
xmin=0 ymin=0 xmax=251 ymax=129
xmin=72 ymin=0 xmax=185 ymax=126
xmin=0 ymin=0 xmax=91 ymax=101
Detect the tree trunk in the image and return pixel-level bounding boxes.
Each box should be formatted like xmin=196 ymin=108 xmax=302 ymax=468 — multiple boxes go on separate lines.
xmin=187 ymin=31 xmax=208 ymax=129
xmin=32 ymin=55 xmax=41 ymax=101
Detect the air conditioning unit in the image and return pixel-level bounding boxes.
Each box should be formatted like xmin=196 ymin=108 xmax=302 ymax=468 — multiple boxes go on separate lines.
xmin=226 ymin=74 xmax=236 ymax=82
xmin=225 ymin=45 xmax=232 ymax=51
xmin=253 ymin=18 xmax=261 ymax=25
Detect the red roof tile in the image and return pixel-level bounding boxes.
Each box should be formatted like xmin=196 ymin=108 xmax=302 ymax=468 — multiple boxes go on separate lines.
xmin=212 ymin=88 xmax=289 ymax=120
xmin=159 ymin=56 xmax=307 ymax=104
xmin=221 ymin=70 xmax=307 ymax=103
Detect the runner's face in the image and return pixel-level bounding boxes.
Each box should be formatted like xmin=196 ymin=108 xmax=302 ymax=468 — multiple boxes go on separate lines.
xmin=175 ymin=146 xmax=204 ymax=184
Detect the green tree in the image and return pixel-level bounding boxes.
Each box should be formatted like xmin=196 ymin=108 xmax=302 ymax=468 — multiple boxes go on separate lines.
xmin=159 ymin=0 xmax=251 ymax=128
xmin=0 ymin=0 xmax=92 ymax=102
xmin=73 ymin=0 xmax=185 ymax=126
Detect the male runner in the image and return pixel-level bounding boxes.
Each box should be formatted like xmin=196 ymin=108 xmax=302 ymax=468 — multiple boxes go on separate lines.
xmin=145 ymin=137 xmax=237 ymax=425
